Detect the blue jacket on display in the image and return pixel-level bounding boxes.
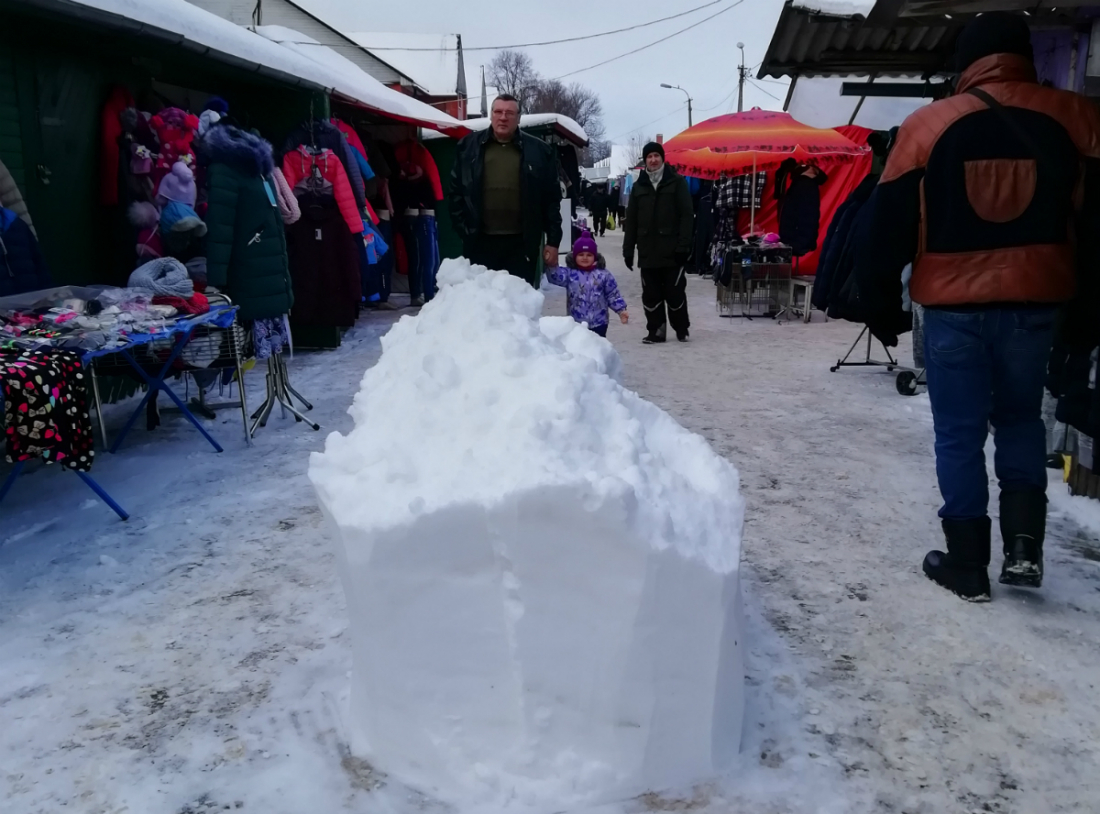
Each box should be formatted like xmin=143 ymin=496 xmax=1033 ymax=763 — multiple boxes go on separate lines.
xmin=0 ymin=207 xmax=51 ymax=297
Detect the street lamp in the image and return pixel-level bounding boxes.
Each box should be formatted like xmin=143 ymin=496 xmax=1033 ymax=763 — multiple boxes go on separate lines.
xmin=660 ymin=83 xmax=693 ymax=128
xmin=736 ymin=42 xmax=746 ymax=113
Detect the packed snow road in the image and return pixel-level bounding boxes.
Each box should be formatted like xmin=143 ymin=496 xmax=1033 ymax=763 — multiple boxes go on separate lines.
xmin=2 ymin=230 xmax=1100 ymax=813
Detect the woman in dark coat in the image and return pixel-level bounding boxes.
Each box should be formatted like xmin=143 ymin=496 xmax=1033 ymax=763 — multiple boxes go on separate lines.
xmin=198 ymin=125 xmax=293 ymax=321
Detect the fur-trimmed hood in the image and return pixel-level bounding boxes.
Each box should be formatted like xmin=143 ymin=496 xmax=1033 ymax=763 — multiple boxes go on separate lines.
xmin=197 ymin=124 xmax=275 ymax=177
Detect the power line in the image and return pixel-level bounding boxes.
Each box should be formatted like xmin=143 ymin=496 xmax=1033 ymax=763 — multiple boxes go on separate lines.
xmin=696 ymin=85 xmax=739 ymax=113
xmin=548 ymin=0 xmax=746 ymax=83
xmin=357 ymin=0 xmax=727 ymax=52
xmin=605 ymin=104 xmax=688 ymax=142
xmin=748 ymin=79 xmax=782 ymax=102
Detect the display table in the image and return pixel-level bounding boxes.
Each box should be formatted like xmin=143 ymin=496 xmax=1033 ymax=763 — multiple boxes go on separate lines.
xmin=84 ymin=305 xmax=248 ymax=452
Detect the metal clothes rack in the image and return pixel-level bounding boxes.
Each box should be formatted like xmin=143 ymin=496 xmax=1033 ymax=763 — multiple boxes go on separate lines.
xmin=250 ymin=353 xmax=320 ymax=435
xmin=830 ymin=325 xmax=897 ymax=372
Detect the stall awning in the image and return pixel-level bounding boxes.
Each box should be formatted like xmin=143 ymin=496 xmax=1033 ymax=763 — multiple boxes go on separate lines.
xmin=20 ymin=0 xmax=469 ymax=136
xmin=758 ymin=0 xmax=960 ymax=78
xmin=253 ymin=27 xmax=468 ymax=135
xmin=460 ymin=114 xmax=589 ymax=147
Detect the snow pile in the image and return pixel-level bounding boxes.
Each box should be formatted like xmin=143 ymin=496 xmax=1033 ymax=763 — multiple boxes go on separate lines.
xmin=309 ymin=260 xmax=745 ymax=811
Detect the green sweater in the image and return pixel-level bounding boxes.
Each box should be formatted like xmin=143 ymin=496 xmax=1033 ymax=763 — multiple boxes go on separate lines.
xmin=481 ymin=139 xmax=522 ymax=235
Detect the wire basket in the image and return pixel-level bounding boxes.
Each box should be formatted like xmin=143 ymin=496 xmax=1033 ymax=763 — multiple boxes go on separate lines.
xmin=717 ymin=258 xmax=793 ymax=319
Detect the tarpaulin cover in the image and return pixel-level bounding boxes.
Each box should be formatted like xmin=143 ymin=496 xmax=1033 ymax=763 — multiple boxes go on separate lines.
xmin=732 ymin=125 xmax=875 ymax=275
xmin=664 ymin=109 xmax=869 ymax=180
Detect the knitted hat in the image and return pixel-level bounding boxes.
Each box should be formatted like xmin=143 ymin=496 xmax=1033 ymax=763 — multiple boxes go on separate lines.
xmin=642 ymin=141 xmax=665 ymax=161
xmin=197 ymin=109 xmax=222 ymax=138
xmin=572 ymin=230 xmax=598 ymax=256
xmin=157 ymin=161 xmax=197 ymax=207
xmin=160 ymin=200 xmax=207 ymax=237
xmin=203 ymin=96 xmax=230 ymax=115
xmin=953 ymin=12 xmax=1033 ymax=72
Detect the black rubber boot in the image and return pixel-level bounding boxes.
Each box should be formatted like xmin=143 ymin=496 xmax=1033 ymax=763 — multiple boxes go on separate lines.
xmin=923 ymin=517 xmax=992 ymax=602
xmin=999 ymin=490 xmax=1046 ymax=588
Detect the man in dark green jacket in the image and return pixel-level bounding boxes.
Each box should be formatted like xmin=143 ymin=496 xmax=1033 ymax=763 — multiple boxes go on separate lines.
xmin=448 ymin=95 xmax=563 ymax=287
xmin=623 ymin=142 xmax=693 ymax=343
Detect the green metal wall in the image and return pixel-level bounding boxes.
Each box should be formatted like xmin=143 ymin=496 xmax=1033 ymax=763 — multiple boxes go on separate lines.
xmin=1 ymin=4 xmax=322 ymax=287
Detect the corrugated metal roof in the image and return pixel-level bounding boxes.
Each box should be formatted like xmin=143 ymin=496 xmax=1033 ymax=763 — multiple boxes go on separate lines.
xmin=759 ymin=1 xmax=960 ymax=78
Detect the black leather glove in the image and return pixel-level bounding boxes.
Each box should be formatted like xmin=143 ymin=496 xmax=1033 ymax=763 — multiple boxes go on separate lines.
xmin=623 ymin=254 xmax=634 ymax=271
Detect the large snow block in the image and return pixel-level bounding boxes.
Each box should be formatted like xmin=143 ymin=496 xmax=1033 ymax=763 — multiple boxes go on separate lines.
xmin=309 ymin=260 xmax=745 ymax=811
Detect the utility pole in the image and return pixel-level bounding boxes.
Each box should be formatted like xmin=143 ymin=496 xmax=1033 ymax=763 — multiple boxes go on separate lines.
xmin=736 ymin=42 xmax=746 ymax=113
xmin=660 ymin=83 xmax=693 ymax=128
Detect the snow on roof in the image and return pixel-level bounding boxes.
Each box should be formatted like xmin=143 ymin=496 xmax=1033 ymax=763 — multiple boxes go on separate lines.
xmin=349 ymin=33 xmax=463 ymax=97
xmin=253 ymin=24 xmax=319 ymax=45
xmin=461 ymin=114 xmax=588 ymax=146
xmin=250 ymin=27 xmax=466 ymax=133
xmin=61 ymin=0 xmax=466 ymax=134
xmin=792 ymin=0 xmax=875 ymax=15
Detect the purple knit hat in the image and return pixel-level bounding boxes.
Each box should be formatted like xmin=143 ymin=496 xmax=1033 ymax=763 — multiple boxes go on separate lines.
xmin=157 ymin=161 xmax=197 ymax=207
xmin=572 ymin=230 xmax=598 ymax=256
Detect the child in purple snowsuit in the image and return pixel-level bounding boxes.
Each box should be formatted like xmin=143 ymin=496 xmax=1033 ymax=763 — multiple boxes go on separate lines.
xmin=543 ymin=231 xmax=628 ymax=337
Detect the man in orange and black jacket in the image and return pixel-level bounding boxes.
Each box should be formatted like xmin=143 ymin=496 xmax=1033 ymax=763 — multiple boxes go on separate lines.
xmin=857 ymin=13 xmax=1100 ymax=602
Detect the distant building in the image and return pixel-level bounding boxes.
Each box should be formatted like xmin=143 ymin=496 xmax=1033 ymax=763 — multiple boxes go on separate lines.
xmin=348 ymin=33 xmax=469 ymax=121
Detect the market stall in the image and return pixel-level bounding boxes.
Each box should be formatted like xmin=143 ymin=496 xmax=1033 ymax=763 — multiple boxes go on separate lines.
xmin=0 ymin=0 xmax=469 ymax=517
xmin=663 ymin=109 xmax=869 ymax=318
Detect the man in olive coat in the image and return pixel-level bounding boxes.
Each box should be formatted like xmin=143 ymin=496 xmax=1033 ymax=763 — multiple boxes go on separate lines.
xmin=623 ymin=142 xmax=693 ymax=343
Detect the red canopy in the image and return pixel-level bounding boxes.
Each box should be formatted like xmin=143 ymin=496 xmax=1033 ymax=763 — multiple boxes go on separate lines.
xmin=664 ymin=109 xmax=869 ymax=180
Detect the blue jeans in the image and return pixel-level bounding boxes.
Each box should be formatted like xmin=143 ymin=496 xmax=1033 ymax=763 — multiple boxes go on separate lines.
xmin=401 ymin=213 xmax=441 ymax=301
xmin=923 ymin=307 xmax=1056 ymax=521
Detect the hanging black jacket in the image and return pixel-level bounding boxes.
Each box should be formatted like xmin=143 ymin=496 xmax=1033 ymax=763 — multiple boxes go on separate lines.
xmin=776 ymin=162 xmax=828 ymax=257
xmin=448 ymin=128 xmax=563 ymax=263
xmin=813 ymin=174 xmax=877 ymax=311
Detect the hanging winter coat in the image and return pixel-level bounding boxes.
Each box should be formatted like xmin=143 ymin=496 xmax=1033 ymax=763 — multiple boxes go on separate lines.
xmin=198 ymin=125 xmax=293 ymax=321
xmin=776 ymin=162 xmax=828 ymax=257
xmin=285 ymin=194 xmax=361 ymax=329
xmin=282 ymin=146 xmax=364 ymax=235
xmin=281 ymin=120 xmax=366 ymax=210
xmin=0 ymin=208 xmax=51 ymax=296
xmin=0 ymin=159 xmax=34 ymax=236
xmin=813 ymin=174 xmax=877 ymax=311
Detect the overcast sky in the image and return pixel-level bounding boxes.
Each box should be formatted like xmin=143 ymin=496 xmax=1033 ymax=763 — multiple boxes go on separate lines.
xmin=298 ymin=0 xmax=792 ymax=142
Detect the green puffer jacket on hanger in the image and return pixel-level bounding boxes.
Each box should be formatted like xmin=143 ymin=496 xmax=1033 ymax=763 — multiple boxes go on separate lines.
xmin=198 ymin=125 xmax=293 ymax=320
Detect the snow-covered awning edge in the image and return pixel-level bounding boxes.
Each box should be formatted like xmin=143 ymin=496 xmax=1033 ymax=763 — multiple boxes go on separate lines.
xmin=460 ymin=114 xmax=588 ymax=147
xmin=26 ymin=0 xmax=469 ymax=137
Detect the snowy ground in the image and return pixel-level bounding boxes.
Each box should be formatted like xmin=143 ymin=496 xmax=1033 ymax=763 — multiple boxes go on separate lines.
xmin=3 ymin=231 xmax=1100 ymax=813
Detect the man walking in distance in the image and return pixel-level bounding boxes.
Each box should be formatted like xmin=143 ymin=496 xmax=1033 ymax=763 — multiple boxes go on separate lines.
xmin=858 ymin=13 xmax=1100 ymax=602
xmin=623 ymin=142 xmax=694 ymax=343
xmin=448 ymin=95 xmax=563 ymax=286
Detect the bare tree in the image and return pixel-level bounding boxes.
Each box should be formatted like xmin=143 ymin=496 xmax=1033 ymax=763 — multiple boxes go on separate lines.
xmin=625 ymin=134 xmax=649 ymax=169
xmin=487 ymin=50 xmax=539 ymax=112
xmin=530 ymin=80 xmax=607 ymax=165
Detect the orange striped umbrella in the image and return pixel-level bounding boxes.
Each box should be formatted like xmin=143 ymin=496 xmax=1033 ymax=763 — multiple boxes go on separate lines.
xmin=663 ymin=109 xmax=869 ymax=180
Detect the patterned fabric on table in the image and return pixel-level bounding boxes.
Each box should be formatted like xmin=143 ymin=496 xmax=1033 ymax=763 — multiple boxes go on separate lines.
xmin=713 ymin=172 xmax=766 ymax=211
xmin=253 ymin=316 xmax=291 ymax=360
xmin=0 ymin=348 xmax=95 ymax=471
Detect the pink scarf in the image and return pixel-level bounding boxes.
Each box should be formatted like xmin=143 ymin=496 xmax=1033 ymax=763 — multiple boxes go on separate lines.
xmin=270 ymin=167 xmax=301 ymax=225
